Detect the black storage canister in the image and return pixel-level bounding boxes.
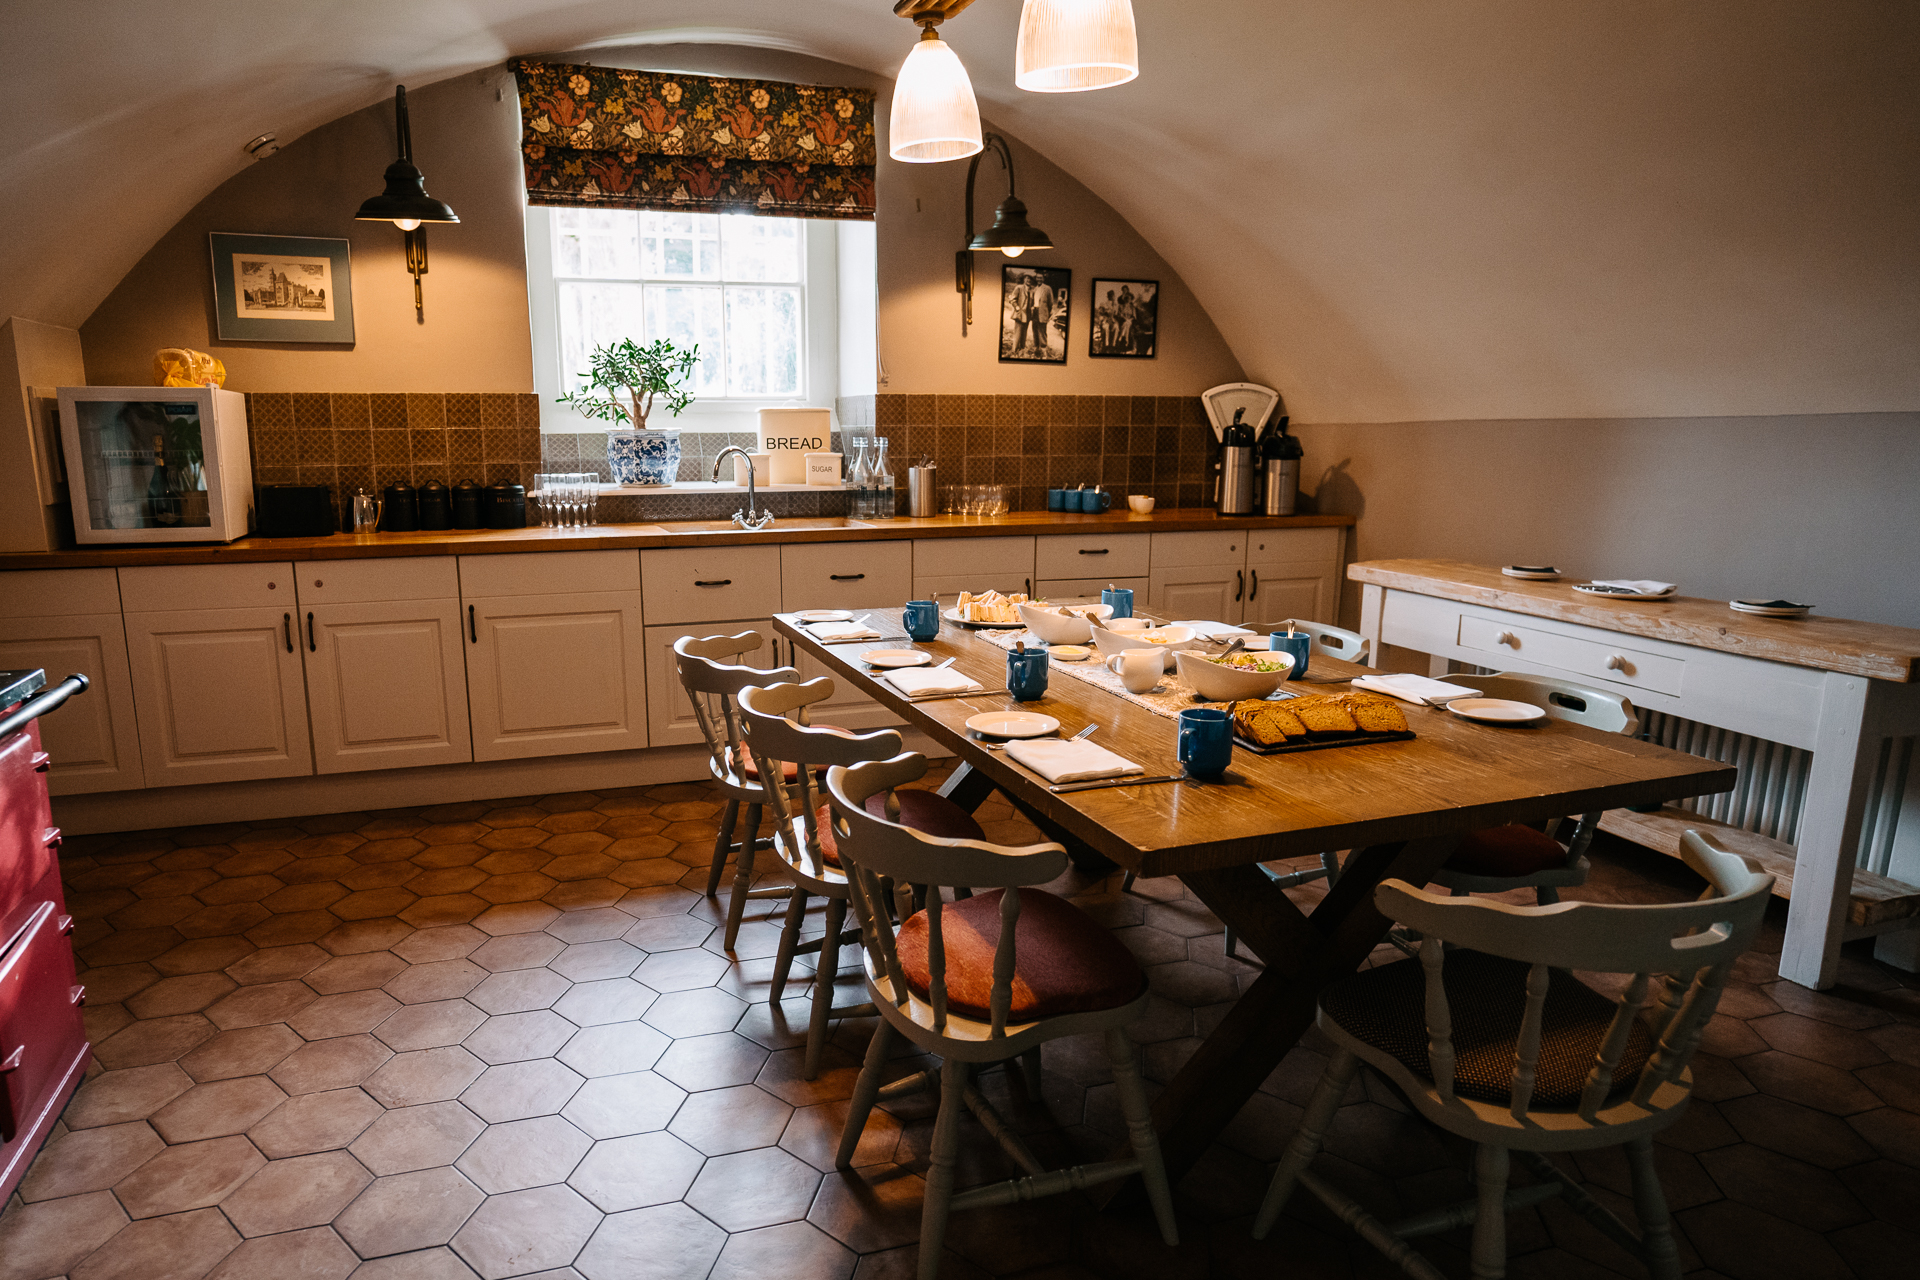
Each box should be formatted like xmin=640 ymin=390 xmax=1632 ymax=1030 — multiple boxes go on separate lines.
xmin=380 ymin=484 xmax=419 ymax=532
xmin=451 ymin=479 xmax=483 ymax=529
xmin=486 ymin=481 xmax=527 ymax=529
xmin=418 ymin=481 xmax=452 ymax=530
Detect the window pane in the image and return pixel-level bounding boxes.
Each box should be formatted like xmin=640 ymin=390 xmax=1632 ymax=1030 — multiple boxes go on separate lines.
xmin=724 ymin=287 xmax=802 ymax=396
xmin=552 ymin=209 xmax=640 ymax=278
xmin=645 ymin=286 xmax=725 ymax=397
xmin=640 ymin=211 xmax=720 ymax=279
xmin=721 ymin=215 xmax=801 ymax=283
xmin=556 ymin=283 xmax=646 ymax=397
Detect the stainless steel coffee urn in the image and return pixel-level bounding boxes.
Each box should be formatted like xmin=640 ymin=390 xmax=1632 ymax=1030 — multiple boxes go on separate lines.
xmin=1217 ymin=409 xmax=1257 ymax=515
xmin=1261 ymin=415 xmax=1302 ymax=515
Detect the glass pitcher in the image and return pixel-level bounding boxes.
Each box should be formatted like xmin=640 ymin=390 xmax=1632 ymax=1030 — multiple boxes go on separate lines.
xmin=846 ymin=435 xmax=873 ymax=519
xmin=869 ymin=436 xmax=894 ymax=519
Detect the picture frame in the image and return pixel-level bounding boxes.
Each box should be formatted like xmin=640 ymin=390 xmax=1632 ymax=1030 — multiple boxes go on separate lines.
xmin=1089 ymin=278 xmax=1157 ymax=358
xmin=209 ymin=232 xmax=355 ymax=343
xmin=998 ymin=265 xmax=1070 ymax=364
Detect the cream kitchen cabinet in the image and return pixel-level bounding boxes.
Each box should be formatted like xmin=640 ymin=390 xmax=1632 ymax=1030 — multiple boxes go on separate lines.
xmin=780 ymin=541 xmax=911 ymax=725
xmin=118 ymin=563 xmax=314 ymax=788
xmin=642 ymin=619 xmax=782 ymax=748
xmin=460 ymin=551 xmax=648 ymax=762
xmin=1147 ymin=528 xmax=1345 ymax=626
xmin=295 ymin=559 xmax=471 ymax=774
xmin=1033 ymin=532 xmax=1150 ymax=608
xmin=912 ymin=536 xmax=1036 ymax=603
xmin=1148 ymin=531 xmax=1250 ymax=622
xmin=0 ymin=569 xmax=145 ymax=795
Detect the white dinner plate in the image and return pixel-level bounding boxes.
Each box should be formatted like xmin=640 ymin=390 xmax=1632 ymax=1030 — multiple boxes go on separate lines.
xmin=1447 ymin=698 xmax=1547 ymax=724
xmin=965 ymin=711 xmax=1061 ymax=739
xmin=863 ymin=649 xmax=932 ymax=669
xmin=1572 ymin=584 xmax=1676 ymax=602
xmin=795 ymin=610 xmax=853 ymax=623
xmin=943 ymin=607 xmax=1022 ymax=629
xmin=1502 ymin=566 xmax=1561 ymax=580
xmin=1048 ymin=645 xmax=1091 ymax=661
xmin=1730 ymin=599 xmax=1812 ymax=618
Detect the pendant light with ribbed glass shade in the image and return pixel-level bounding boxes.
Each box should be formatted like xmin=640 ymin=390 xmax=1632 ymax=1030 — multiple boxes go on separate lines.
xmin=889 ymin=21 xmax=983 ymax=163
xmin=1015 ymin=0 xmax=1139 ymax=92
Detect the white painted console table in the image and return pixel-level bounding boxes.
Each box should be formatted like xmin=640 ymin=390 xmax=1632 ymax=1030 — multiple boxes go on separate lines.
xmin=1351 ymin=559 xmax=1920 ymax=989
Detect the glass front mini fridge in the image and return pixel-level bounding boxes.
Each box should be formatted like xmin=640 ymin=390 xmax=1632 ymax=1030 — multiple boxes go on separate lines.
xmin=56 ymin=386 xmax=254 ymax=544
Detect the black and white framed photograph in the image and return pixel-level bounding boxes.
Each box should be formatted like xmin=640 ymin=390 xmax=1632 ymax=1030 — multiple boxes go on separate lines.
xmin=999 ymin=265 xmax=1070 ymax=363
xmin=209 ymin=232 xmax=355 ymax=343
xmin=1090 ymin=278 xmax=1157 ymax=358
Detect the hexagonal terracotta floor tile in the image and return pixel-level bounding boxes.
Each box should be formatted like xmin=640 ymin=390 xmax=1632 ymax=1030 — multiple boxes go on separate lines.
xmin=461 ymin=1059 xmax=585 ymax=1123
xmin=376 ymin=998 xmax=490 ymax=1052
xmin=556 ymin=1020 xmax=671 ymax=1078
xmin=150 ymin=1075 xmax=289 ymax=1143
xmin=561 ymin=1071 xmax=687 ymax=1140
xmin=221 ymin=1149 xmax=374 ymax=1237
xmin=394 ymin=925 xmax=487 ymax=963
xmin=471 ymin=932 xmax=565 ymax=973
xmin=69 ymin=1206 xmax=241 ymax=1280
xmin=363 ymin=1047 xmax=489 ymax=1109
xmin=573 ymin=1200 xmax=722 ymax=1280
xmin=451 ymin=1183 xmax=603 ymax=1280
xmin=456 ymin=1115 xmax=594 ymax=1194
xmin=114 ymin=1134 xmax=267 ymax=1218
xmin=269 ymin=1035 xmax=394 ymax=1095
xmin=668 ymin=1084 xmax=792 ymax=1156
xmin=17 ymin=1121 xmax=165 ymax=1202
xmin=469 ymin=968 xmax=571 ymax=1015
xmin=387 ymin=959 xmax=488 ymax=1005
xmin=553 ymin=978 xmax=657 ymax=1028
xmin=684 ymin=1145 xmax=822 ymax=1232
xmin=335 ymin=1165 xmax=487 ymax=1259
xmin=247 ymin=1086 xmax=385 ymax=1159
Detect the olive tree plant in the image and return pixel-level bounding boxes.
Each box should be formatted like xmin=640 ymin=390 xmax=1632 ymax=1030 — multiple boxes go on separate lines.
xmin=557 ymin=337 xmax=702 ymax=430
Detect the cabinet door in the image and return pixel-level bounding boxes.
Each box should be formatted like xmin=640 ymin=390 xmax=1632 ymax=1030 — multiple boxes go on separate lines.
xmin=642 ymin=620 xmax=778 ymax=748
xmin=303 ymin=600 xmax=472 ymax=774
xmin=1148 ymin=567 xmax=1247 ymax=624
xmin=1243 ymin=564 xmax=1336 ymax=628
xmin=0 ymin=615 xmax=145 ymax=795
xmin=123 ymin=607 xmax=314 ymax=787
xmin=467 ymin=592 xmax=647 ymax=761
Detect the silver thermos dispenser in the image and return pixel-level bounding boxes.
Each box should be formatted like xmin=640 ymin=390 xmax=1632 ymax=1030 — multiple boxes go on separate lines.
xmin=1217 ymin=409 xmax=1257 ymax=516
xmin=1261 ymin=415 xmax=1302 ymax=515
xmin=907 ymin=462 xmax=938 ymax=518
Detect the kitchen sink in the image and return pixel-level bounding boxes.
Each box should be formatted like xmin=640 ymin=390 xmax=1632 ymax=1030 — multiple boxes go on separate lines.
xmin=657 ymin=517 xmax=876 ymax=534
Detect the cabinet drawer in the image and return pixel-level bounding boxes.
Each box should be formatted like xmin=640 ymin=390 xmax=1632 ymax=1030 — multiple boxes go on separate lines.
xmin=1148 ymin=530 xmax=1247 ymax=570
xmin=0 ymin=570 xmax=120 ymax=619
xmin=1458 ymin=615 xmax=1685 ymax=697
xmin=915 ymin=572 xmax=1034 ymax=604
xmin=912 ymin=536 xmax=1034 ymax=581
xmin=1034 ymin=533 xmax=1149 ymax=580
xmin=0 ymin=899 xmax=89 ymax=1204
xmin=297 ymin=557 xmax=458 ymax=604
xmin=1034 ymin=576 xmax=1148 ymax=606
xmin=460 ymin=550 xmax=639 ymax=599
xmin=781 ymin=541 xmax=912 ymax=613
xmin=642 ymin=546 xmax=782 ymax=626
xmin=1245 ymin=528 xmax=1342 ymax=568
xmin=119 ymin=563 xmax=296 ymax=612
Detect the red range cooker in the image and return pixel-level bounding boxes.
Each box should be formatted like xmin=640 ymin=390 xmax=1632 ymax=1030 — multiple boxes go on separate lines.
xmin=0 ymin=669 xmax=91 ymax=1203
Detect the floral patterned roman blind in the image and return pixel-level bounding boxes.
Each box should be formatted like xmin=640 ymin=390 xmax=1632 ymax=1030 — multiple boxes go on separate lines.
xmin=510 ymin=60 xmax=876 ymax=221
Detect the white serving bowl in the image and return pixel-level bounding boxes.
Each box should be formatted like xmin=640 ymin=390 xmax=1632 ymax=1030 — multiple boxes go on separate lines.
xmin=1106 ymin=617 xmax=1154 ymax=634
xmin=1090 ymin=623 xmax=1196 ymax=669
xmin=1128 ymin=495 xmax=1155 ymax=514
xmin=1016 ymin=601 xmax=1115 ymax=645
xmin=1175 ymin=649 xmax=1293 ymax=701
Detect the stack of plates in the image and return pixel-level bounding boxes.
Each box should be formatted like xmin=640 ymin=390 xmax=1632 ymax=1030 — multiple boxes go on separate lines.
xmin=1573 ymin=583 xmax=1677 ymax=602
xmin=1501 ymin=565 xmax=1561 ymax=581
xmin=1731 ymin=599 xmax=1813 ymax=618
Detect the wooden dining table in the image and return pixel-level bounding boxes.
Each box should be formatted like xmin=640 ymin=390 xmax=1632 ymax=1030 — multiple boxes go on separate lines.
xmin=773 ymin=610 xmax=1738 ymax=1189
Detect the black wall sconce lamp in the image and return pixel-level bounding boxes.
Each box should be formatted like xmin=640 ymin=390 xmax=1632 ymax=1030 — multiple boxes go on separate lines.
xmin=957 ymin=132 xmax=1053 ymax=334
xmin=354 ymin=86 xmax=458 ymax=323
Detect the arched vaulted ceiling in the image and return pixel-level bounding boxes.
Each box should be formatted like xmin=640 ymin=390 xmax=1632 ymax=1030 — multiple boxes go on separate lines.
xmin=6 ymin=1 xmax=1915 ymax=422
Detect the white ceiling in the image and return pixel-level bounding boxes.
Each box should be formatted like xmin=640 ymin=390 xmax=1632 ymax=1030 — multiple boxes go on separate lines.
xmin=8 ymin=1 xmax=1916 ymax=421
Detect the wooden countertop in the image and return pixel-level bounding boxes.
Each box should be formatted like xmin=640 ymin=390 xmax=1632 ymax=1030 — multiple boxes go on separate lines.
xmin=0 ymin=509 xmax=1351 ymax=571
xmin=1349 ymin=558 xmax=1920 ymax=683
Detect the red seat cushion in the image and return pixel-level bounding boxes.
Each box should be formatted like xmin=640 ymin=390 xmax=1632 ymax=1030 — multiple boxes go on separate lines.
xmin=896 ymin=888 xmax=1145 ymax=1022
xmin=727 ymin=727 xmax=850 ymax=782
xmin=812 ymin=790 xmax=986 ymax=869
xmin=1445 ymin=824 xmax=1569 ymax=879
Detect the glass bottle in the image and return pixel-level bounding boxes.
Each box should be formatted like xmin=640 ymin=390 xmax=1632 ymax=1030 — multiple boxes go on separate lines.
xmin=847 ymin=435 xmax=873 ymax=519
xmin=146 ymin=433 xmax=181 ymax=527
xmin=870 ymin=435 xmax=895 ymax=519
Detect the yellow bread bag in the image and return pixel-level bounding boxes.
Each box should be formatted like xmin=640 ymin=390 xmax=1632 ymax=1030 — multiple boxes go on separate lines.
xmin=153 ymin=348 xmax=226 ymax=388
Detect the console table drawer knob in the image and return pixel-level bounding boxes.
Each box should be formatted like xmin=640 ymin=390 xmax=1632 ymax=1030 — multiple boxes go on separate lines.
xmin=1605 ymin=653 xmax=1629 ymax=672
xmin=1496 ymin=630 xmax=1518 ymax=647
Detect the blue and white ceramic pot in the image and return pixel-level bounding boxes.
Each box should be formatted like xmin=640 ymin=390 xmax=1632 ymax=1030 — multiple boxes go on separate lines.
xmin=608 ymin=430 xmax=682 ymax=486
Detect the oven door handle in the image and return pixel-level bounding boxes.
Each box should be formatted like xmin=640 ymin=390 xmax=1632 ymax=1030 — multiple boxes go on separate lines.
xmin=0 ymin=674 xmax=88 ymax=742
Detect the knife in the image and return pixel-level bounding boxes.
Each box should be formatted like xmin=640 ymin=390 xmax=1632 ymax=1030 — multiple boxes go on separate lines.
xmin=1048 ymin=773 xmax=1183 ymax=794
xmin=902 ymin=687 xmax=1007 ymax=703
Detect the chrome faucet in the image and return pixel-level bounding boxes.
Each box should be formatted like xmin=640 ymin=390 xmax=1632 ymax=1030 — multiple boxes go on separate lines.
xmin=713 ymin=447 xmax=775 ymax=530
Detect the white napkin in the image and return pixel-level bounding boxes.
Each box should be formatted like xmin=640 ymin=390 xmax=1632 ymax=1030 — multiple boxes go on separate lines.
xmin=1349 ymin=673 xmax=1482 ymax=706
xmin=1170 ymin=620 xmax=1259 ymax=641
xmin=1586 ymin=579 xmax=1676 ymax=595
xmin=808 ymin=619 xmax=882 ymax=641
xmin=882 ymin=666 xmax=982 ymax=697
xmin=1004 ymin=738 xmax=1145 ymax=784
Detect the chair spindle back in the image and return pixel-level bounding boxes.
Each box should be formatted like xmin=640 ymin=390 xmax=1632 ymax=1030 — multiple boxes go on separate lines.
xmin=737 ymin=680 xmax=903 ymax=877
xmin=673 ymin=633 xmax=797 ymax=789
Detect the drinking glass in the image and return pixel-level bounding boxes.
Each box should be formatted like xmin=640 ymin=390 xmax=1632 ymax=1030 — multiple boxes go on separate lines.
xmin=582 ymin=473 xmax=599 ymax=527
xmin=993 ymin=485 xmax=1010 ymax=515
xmin=532 ymin=473 xmax=557 ymax=527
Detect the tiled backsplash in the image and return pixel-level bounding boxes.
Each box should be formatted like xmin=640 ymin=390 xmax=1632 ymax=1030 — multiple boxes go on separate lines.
xmin=245 ymin=391 xmax=1219 ymax=528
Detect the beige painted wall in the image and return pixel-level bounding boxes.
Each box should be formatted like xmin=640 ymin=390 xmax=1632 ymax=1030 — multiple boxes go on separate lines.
xmin=1298 ymin=412 xmax=1920 ymax=631
xmin=79 ymin=48 xmax=1240 ymax=398
xmin=81 ymin=69 xmax=534 ymax=392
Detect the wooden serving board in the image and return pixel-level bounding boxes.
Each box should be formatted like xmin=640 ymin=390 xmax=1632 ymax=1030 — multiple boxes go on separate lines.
xmin=1232 ymin=729 xmax=1416 ymax=756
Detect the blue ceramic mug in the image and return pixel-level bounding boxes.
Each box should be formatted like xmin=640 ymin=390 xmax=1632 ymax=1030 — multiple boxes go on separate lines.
xmin=1047 ymin=489 xmax=1068 ymax=511
xmin=1089 ymin=490 xmax=1112 ymax=513
xmin=904 ymin=599 xmax=940 ymax=642
xmin=1007 ymin=648 xmax=1050 ymax=702
xmin=1101 ymin=586 xmax=1134 ymax=619
xmin=1178 ymin=707 xmax=1233 ymax=778
xmin=1269 ymin=631 xmax=1311 ymax=680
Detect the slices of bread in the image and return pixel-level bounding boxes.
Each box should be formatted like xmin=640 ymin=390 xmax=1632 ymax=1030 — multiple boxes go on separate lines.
xmin=1231 ymin=692 xmax=1410 ymax=744
xmin=1345 ymin=692 xmax=1409 ymax=734
xmin=1233 ymin=700 xmax=1306 ymax=745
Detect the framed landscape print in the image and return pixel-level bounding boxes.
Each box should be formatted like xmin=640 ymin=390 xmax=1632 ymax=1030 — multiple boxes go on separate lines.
xmin=1090 ymin=278 xmax=1157 ymax=358
xmin=999 ymin=265 xmax=1070 ymax=364
xmin=210 ymin=232 xmax=355 ymax=343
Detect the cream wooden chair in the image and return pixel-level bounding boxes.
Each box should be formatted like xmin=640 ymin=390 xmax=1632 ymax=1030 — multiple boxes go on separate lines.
xmin=1249 ymin=616 xmax=1371 ymax=666
xmin=673 ymin=632 xmax=805 ymax=950
xmin=1252 ymin=830 xmax=1773 ymax=1280
xmin=1428 ymin=673 xmax=1640 ymax=904
xmin=737 ymin=681 xmax=987 ymax=1080
xmin=826 ymin=754 xmax=1179 ymax=1280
